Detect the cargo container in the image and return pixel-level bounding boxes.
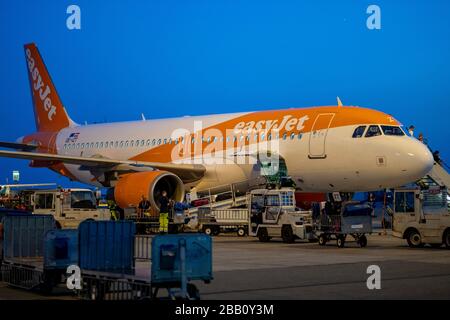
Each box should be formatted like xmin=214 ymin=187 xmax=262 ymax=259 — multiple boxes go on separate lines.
xmin=151 ymin=234 xmax=213 ymax=299
xmin=0 ymin=215 xmax=78 ymax=292
xmin=78 ymin=220 xmax=135 ymax=273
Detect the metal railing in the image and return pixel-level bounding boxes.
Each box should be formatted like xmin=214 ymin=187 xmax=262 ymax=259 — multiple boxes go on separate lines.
xmin=0 ymin=263 xmax=43 ymax=290
xmin=316 ymin=214 xmax=342 ymax=233
xmin=211 ymin=209 xmax=249 ymax=223
xmin=134 ymin=235 xmax=152 ymax=260
xmin=78 ymin=275 xmax=153 ymax=300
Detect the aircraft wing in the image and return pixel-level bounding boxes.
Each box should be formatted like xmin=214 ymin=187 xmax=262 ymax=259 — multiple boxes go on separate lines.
xmin=0 ymin=149 xmax=205 ymax=182
xmin=0 ymin=141 xmax=37 ymax=151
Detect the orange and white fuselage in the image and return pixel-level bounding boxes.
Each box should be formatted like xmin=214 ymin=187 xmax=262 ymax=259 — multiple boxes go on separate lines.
xmin=52 ymin=106 xmax=433 ymax=193
xmin=0 ymin=43 xmax=434 ymax=206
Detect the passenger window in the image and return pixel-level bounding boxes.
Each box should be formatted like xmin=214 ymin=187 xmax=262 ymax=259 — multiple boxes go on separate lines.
xmin=157 ymin=139 xmax=161 ymax=145
xmin=365 ymin=125 xmax=382 ymax=137
xmin=297 ymin=133 xmax=302 ymax=140
xmin=141 ymin=140 xmax=145 ymax=146
xmin=146 ymin=139 xmax=151 ymax=146
xmin=290 ymin=133 xmax=295 ymax=140
xmin=352 ymin=126 xmax=366 ymax=138
xmin=282 ymin=133 xmax=287 ymax=140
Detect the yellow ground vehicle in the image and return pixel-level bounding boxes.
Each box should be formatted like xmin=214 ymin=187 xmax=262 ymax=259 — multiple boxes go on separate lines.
xmin=30 ymin=188 xmax=110 ymax=228
xmin=391 ymin=186 xmax=450 ymax=248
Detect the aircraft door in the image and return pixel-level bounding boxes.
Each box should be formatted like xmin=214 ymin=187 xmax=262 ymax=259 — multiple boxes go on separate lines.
xmin=308 ymin=113 xmax=335 ymax=158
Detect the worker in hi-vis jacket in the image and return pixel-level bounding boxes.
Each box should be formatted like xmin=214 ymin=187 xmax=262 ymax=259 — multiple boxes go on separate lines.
xmin=159 ymin=190 xmax=171 ymax=234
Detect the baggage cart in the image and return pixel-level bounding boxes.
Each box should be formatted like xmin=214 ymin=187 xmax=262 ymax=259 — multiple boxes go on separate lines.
xmin=314 ymin=202 xmax=373 ymax=248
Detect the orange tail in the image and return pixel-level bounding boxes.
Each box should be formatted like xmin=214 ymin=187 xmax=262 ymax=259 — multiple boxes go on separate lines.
xmin=24 ymin=43 xmax=74 ymax=132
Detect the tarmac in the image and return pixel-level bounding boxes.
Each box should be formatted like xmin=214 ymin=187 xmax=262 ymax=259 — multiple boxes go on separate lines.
xmin=1 ymin=232 xmax=450 ymax=300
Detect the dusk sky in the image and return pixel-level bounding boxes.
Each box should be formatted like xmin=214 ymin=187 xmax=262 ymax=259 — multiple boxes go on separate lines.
xmin=0 ymin=0 xmax=449 ymax=186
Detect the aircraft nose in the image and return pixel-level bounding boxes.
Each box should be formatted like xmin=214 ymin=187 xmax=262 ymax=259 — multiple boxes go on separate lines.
xmin=402 ymin=139 xmax=434 ymax=180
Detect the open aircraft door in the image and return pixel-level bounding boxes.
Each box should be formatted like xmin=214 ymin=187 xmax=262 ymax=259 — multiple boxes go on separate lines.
xmin=308 ymin=113 xmax=335 ymax=159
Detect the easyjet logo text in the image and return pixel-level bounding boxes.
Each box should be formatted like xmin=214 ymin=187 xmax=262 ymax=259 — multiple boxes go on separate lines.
xmin=234 ymin=114 xmax=309 ymax=133
xmin=26 ymin=48 xmax=56 ymax=121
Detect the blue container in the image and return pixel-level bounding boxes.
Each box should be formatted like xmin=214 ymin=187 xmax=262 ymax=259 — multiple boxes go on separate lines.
xmin=2 ymin=215 xmax=55 ymax=261
xmin=79 ymin=220 xmax=135 ymax=273
xmin=151 ymin=234 xmax=212 ymax=284
xmin=44 ymin=229 xmax=78 ymax=269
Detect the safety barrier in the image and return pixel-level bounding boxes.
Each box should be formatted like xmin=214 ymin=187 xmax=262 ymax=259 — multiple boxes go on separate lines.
xmin=78 ymin=275 xmax=153 ymax=300
xmin=134 ymin=235 xmax=152 ymax=260
xmin=0 ymin=263 xmax=44 ymax=290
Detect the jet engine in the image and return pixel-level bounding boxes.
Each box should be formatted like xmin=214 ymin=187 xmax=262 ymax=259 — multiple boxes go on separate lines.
xmin=114 ymin=171 xmax=184 ymax=211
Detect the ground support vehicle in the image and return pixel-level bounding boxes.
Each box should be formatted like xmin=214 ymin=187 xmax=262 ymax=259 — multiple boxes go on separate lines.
xmin=198 ymin=207 xmax=249 ymax=236
xmin=24 ymin=188 xmax=110 ymax=228
xmin=248 ymin=188 xmax=315 ymax=243
xmin=390 ymin=186 xmax=450 ymax=248
xmin=314 ymin=202 xmax=373 ymax=248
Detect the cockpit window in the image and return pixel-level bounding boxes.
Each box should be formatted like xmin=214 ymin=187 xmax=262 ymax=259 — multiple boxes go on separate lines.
xmin=352 ymin=126 xmax=367 ymax=138
xmin=365 ymin=125 xmax=382 ymax=137
xmin=381 ymin=125 xmax=405 ymax=136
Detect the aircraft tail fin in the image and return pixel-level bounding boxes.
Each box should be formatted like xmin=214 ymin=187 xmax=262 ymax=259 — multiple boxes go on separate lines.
xmin=24 ymin=43 xmax=76 ymax=132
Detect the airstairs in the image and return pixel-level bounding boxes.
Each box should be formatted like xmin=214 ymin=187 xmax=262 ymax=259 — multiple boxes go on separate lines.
xmin=428 ymin=160 xmax=450 ymax=188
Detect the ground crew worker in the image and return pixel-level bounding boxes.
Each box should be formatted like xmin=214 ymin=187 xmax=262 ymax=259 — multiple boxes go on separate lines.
xmin=107 ymin=200 xmax=118 ymax=221
xmin=138 ymin=195 xmax=151 ymax=219
xmin=159 ymin=190 xmax=171 ymax=234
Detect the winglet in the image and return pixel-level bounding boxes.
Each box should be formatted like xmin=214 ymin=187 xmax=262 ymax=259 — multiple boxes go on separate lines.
xmin=337 ymin=96 xmax=343 ymax=107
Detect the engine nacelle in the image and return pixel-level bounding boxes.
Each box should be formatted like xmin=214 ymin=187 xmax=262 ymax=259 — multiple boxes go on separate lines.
xmin=114 ymin=171 xmax=184 ymax=211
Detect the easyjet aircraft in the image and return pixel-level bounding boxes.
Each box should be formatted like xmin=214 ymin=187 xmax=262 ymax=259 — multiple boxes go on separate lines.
xmin=0 ymin=43 xmax=433 ymax=210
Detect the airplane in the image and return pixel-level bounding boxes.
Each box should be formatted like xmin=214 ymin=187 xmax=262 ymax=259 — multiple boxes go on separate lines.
xmin=0 ymin=43 xmax=434 ymax=211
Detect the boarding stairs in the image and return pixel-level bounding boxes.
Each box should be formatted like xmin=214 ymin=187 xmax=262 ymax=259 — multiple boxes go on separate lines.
xmin=428 ymin=160 xmax=450 ymax=189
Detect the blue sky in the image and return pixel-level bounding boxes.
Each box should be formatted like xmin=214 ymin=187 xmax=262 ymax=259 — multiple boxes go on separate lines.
xmin=0 ymin=0 xmax=449 ymax=186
